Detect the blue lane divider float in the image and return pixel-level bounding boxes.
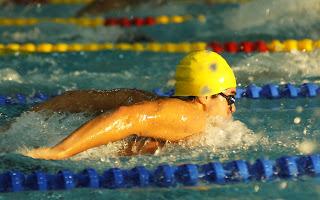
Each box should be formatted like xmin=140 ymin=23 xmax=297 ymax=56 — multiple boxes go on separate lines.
xmin=0 ymin=92 xmax=51 ymax=106
xmin=154 ymin=83 xmax=320 ymax=99
xmin=0 ymin=83 xmax=318 ymax=107
xmin=1 ymin=154 xmax=320 ymax=193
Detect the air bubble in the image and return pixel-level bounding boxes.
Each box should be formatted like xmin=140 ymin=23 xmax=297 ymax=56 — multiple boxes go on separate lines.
xmin=248 ymin=76 xmax=254 ymax=81
xmin=254 ymin=185 xmax=260 ymax=192
xmin=293 ymin=117 xmax=301 ymax=124
xmin=303 ymin=128 xmax=307 ymax=135
xmin=166 ymin=79 xmax=175 ymax=87
xmin=295 ymin=106 xmax=303 ymax=113
xmin=279 ymin=182 xmax=288 ymax=189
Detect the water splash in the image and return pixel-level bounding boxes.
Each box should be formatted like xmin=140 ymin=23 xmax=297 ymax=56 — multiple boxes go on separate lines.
xmin=297 ymin=140 xmax=318 ymax=154
xmin=0 ymin=111 xmax=91 ymax=153
xmin=0 ymin=68 xmax=24 ymax=83
xmin=233 ymin=50 xmax=320 ymax=84
xmin=168 ymin=116 xmax=266 ymax=161
xmin=223 ymin=0 xmax=320 ymax=37
xmin=187 ymin=116 xmax=260 ymax=148
xmin=2 ymin=28 xmax=41 ymax=42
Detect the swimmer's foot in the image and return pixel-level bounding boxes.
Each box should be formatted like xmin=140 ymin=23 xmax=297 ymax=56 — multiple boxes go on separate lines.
xmin=24 ymin=147 xmax=65 ymax=160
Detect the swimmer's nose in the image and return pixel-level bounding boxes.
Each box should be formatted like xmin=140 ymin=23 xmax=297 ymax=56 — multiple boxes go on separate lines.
xmin=231 ymin=104 xmax=236 ymax=113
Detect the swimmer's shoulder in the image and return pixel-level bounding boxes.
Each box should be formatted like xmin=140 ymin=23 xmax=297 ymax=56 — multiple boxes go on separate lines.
xmin=159 ymin=97 xmax=193 ymax=105
xmin=152 ymin=97 xmax=198 ymax=113
xmin=123 ymin=97 xmax=190 ymax=111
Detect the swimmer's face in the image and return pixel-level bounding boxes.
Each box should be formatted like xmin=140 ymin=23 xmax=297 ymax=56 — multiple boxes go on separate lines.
xmin=199 ymin=88 xmax=236 ymax=119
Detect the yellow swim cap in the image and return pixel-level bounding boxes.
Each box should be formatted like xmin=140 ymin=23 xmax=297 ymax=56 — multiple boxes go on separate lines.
xmin=174 ymin=50 xmax=236 ymax=96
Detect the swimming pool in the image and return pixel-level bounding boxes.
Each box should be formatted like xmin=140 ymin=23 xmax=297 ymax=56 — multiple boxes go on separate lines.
xmin=0 ymin=0 xmax=320 ymax=199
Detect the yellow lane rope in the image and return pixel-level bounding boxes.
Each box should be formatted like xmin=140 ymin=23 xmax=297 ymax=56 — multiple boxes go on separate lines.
xmin=0 ymin=15 xmax=206 ymax=27
xmin=0 ymin=39 xmax=318 ymax=54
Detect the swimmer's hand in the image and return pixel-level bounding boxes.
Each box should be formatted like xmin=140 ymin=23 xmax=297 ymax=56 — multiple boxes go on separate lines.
xmin=24 ymin=147 xmax=66 ymax=160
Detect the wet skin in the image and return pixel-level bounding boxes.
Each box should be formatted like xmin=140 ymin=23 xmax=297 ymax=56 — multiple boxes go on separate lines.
xmin=26 ymin=88 xmax=236 ymax=160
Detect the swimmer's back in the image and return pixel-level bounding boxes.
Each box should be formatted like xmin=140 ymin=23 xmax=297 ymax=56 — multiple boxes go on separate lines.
xmin=32 ymin=88 xmax=159 ymax=114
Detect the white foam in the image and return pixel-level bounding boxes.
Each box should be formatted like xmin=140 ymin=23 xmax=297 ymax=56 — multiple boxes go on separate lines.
xmin=180 ymin=116 xmax=262 ymax=150
xmin=297 ymin=140 xmax=318 ymax=154
xmin=71 ymin=139 xmax=127 ymax=161
xmin=1 ymin=111 xmax=91 ymax=153
xmin=2 ymin=28 xmax=41 ymax=42
xmin=233 ymin=50 xmax=320 ymax=84
xmin=0 ymin=68 xmax=23 ymax=83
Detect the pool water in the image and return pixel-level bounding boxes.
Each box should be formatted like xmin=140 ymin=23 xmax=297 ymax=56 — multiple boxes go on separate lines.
xmin=0 ymin=0 xmax=320 ymax=199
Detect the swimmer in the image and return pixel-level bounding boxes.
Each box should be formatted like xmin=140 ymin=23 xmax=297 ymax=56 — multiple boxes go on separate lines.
xmin=0 ymin=0 xmax=47 ymax=5
xmin=75 ymin=0 xmax=218 ymax=16
xmin=76 ymin=0 xmax=168 ymax=17
xmin=25 ymin=50 xmax=237 ymax=160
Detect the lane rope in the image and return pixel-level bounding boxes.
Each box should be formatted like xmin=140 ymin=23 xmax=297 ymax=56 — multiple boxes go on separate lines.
xmin=0 ymin=39 xmax=319 ymax=54
xmin=0 ymin=153 xmax=319 ymax=192
xmin=0 ymin=83 xmax=318 ymax=107
xmin=0 ymin=15 xmax=206 ymax=27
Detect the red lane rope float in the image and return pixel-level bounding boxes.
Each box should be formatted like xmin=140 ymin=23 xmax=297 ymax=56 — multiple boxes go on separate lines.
xmin=104 ymin=17 xmax=156 ymax=27
xmin=209 ymin=40 xmax=270 ymax=53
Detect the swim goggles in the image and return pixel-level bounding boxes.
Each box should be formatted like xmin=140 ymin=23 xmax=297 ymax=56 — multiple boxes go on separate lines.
xmin=219 ymin=93 xmax=236 ymax=106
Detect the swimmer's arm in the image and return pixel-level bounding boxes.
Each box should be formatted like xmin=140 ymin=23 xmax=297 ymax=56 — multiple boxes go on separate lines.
xmin=32 ymin=107 xmax=141 ymax=159
xmin=26 ymin=102 xmax=196 ymax=160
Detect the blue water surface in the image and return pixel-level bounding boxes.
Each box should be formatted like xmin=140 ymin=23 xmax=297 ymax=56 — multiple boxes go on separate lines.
xmin=0 ymin=0 xmax=319 ymax=199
